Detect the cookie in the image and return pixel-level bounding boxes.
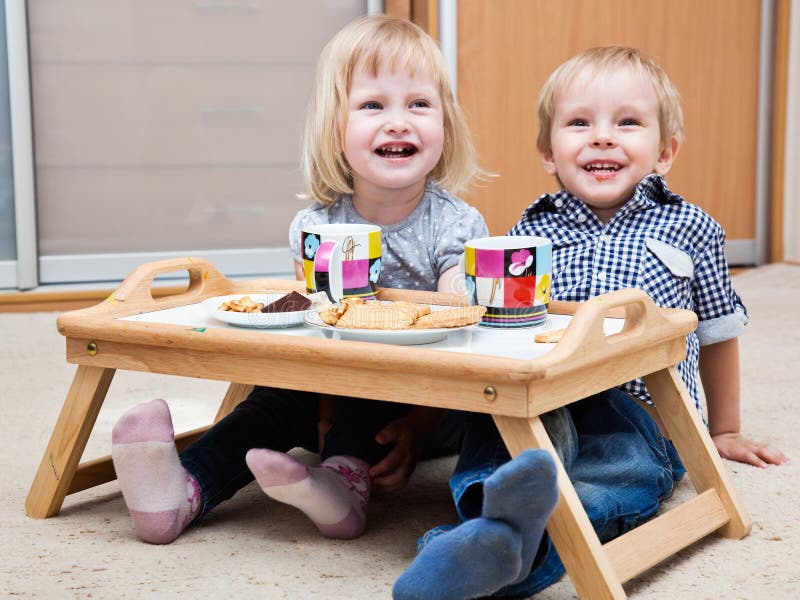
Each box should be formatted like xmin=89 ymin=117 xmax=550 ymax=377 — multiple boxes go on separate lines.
xmin=534 ymin=328 xmax=566 ymax=343
xmin=317 ymin=297 xmax=365 ymax=325
xmin=217 ymin=296 xmax=264 ymax=313
xmin=412 ymin=305 xmax=486 ymax=329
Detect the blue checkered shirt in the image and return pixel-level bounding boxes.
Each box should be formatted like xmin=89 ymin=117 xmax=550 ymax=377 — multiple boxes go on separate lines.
xmin=509 ymin=174 xmax=748 ymax=413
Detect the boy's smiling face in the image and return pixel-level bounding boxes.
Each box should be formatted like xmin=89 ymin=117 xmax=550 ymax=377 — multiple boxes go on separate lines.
xmin=542 ymin=65 xmax=678 ymax=222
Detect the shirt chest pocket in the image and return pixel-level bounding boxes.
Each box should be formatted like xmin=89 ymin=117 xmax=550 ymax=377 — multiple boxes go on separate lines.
xmin=637 ymin=238 xmax=694 ymax=308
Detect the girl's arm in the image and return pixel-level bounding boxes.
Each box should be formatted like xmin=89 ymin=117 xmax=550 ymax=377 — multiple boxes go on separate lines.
xmin=701 ymin=338 xmax=788 ymax=467
xmin=437 ymin=265 xmax=465 ymax=295
xmin=369 ymin=408 xmax=445 ymax=492
xmin=369 ymin=265 xmax=468 ymax=491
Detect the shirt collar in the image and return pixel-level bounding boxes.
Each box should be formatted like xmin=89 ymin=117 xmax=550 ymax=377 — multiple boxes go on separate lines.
xmin=524 ymin=173 xmax=684 ymax=218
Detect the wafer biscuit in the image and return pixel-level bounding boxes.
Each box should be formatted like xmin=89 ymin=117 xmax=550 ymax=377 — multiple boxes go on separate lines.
xmin=335 ymin=301 xmax=417 ymax=329
xmin=412 ymin=305 xmax=486 ymax=329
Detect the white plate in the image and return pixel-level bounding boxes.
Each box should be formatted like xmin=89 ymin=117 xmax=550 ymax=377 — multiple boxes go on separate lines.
xmin=304 ymin=306 xmax=476 ymax=345
xmin=202 ymin=293 xmax=316 ymax=328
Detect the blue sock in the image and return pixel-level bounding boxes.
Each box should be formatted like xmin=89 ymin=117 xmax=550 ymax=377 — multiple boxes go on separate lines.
xmin=392 ymin=518 xmax=522 ymax=600
xmin=482 ymin=448 xmax=559 ymax=585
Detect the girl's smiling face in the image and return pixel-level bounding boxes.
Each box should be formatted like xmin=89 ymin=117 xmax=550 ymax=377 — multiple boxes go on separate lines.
xmin=542 ymin=65 xmax=677 ymax=222
xmin=343 ymin=60 xmax=444 ymax=202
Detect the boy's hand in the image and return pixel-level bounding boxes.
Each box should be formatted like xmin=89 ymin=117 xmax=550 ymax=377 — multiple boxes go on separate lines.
xmin=712 ymin=432 xmax=789 ymax=468
xmin=368 ymin=417 xmax=424 ymax=493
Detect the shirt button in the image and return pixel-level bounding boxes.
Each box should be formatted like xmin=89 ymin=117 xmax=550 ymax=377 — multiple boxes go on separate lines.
xmin=596 ymin=271 xmax=606 ymax=280
xmin=554 ymin=199 xmax=564 ymax=208
xmin=577 ymin=214 xmax=587 ymax=223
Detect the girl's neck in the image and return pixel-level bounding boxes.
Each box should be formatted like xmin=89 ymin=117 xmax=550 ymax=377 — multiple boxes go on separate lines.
xmin=351 ymin=179 xmax=427 ymax=226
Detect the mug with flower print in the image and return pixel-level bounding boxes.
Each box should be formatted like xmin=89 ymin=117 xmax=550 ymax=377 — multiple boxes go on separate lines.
xmin=463 ymin=236 xmax=552 ymax=328
xmin=301 ymin=224 xmax=382 ymax=303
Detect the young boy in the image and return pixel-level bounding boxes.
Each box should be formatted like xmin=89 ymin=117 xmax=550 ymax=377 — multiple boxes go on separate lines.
xmin=393 ymin=46 xmax=789 ymax=600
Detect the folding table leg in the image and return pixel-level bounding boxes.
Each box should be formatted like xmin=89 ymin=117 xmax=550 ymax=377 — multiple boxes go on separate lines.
xmin=493 ymin=414 xmax=626 ymax=600
xmin=643 ymin=366 xmax=751 ymax=538
xmin=25 ymin=365 xmax=116 ymax=519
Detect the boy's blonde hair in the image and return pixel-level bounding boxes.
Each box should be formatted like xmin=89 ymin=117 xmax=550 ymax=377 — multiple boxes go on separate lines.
xmin=301 ymin=15 xmax=480 ymax=205
xmin=536 ymin=46 xmax=684 ymax=155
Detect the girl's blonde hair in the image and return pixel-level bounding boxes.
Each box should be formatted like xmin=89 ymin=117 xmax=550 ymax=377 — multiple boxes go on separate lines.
xmin=301 ymin=15 xmax=480 ymax=205
xmin=536 ymin=46 xmax=684 ymax=155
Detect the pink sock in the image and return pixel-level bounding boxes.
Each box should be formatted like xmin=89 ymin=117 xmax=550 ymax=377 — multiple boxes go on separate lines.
xmin=111 ymin=399 xmax=201 ymax=544
xmin=246 ymin=449 xmax=370 ymax=539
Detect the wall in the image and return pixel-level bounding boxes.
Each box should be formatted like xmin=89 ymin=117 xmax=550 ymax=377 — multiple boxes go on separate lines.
xmin=455 ymin=0 xmax=762 ymax=263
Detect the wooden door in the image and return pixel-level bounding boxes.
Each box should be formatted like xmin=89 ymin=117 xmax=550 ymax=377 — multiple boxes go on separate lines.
xmin=457 ymin=0 xmax=761 ymax=259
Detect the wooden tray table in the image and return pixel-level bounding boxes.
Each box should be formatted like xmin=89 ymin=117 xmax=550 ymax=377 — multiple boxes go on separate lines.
xmin=25 ymin=258 xmax=751 ymax=599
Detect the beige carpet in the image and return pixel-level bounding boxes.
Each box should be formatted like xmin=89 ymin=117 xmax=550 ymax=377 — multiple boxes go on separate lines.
xmin=2 ymin=263 xmax=798 ymax=599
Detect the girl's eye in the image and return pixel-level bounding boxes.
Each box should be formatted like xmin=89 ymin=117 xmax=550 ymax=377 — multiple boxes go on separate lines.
xmin=410 ymin=99 xmax=431 ymax=109
xmin=620 ymin=118 xmax=641 ymax=126
xmin=567 ymin=119 xmax=588 ymax=127
xmin=361 ymin=101 xmax=382 ymax=110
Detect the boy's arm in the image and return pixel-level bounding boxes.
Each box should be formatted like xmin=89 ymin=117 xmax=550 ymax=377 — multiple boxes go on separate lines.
xmin=700 ymin=338 xmax=789 ymax=467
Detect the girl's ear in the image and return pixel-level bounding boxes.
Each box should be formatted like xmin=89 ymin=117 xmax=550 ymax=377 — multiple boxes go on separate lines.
xmin=655 ymin=136 xmax=679 ymax=175
xmin=541 ymin=149 xmax=557 ymax=176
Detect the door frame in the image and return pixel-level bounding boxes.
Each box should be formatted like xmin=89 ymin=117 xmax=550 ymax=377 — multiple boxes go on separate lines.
xmin=4 ymin=0 xmax=36 ymax=290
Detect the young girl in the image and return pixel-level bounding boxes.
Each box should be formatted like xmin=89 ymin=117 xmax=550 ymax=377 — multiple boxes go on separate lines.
xmin=110 ymin=15 xmax=488 ymax=544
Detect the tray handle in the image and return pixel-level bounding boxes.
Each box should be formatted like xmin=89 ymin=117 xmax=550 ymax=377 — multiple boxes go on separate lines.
xmin=542 ymin=288 xmax=695 ymax=367
xmin=106 ymin=257 xmax=234 ymax=312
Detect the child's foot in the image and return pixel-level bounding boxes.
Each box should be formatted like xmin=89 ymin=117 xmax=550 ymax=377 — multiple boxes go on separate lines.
xmin=246 ymin=450 xmax=370 ymax=539
xmin=392 ymin=518 xmax=522 ymax=600
xmin=111 ymin=399 xmax=201 ymax=544
xmin=482 ymin=448 xmax=559 ymax=584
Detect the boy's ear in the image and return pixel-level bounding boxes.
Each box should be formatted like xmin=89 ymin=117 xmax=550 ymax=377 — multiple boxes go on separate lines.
xmin=655 ymin=136 xmax=679 ymax=175
xmin=541 ymin=149 xmax=558 ymax=176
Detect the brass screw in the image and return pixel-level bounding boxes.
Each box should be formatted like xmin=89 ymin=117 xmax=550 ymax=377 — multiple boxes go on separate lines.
xmin=87 ymin=342 xmax=98 ymax=356
xmin=483 ymin=386 xmax=497 ymax=402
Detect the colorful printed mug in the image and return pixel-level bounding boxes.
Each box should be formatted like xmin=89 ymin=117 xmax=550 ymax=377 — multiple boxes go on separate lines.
xmin=301 ymin=224 xmax=382 ymax=302
xmin=463 ymin=236 xmax=552 ymax=328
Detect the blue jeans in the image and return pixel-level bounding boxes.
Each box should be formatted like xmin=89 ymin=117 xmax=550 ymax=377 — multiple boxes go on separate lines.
xmin=448 ymin=388 xmax=685 ymax=597
xmin=180 ymin=386 xmax=464 ymax=519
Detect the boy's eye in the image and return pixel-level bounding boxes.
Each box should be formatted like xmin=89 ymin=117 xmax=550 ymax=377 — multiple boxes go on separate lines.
xmin=360 ymin=101 xmax=382 ymax=110
xmin=567 ymin=119 xmax=588 ymax=127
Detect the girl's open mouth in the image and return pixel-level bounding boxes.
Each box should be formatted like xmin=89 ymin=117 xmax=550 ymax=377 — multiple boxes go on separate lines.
xmin=375 ymin=143 xmax=418 ymax=158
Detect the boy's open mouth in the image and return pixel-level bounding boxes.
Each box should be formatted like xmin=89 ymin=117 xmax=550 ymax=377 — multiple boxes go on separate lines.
xmin=583 ymin=162 xmax=622 ymax=174
xmin=375 ymin=143 xmax=418 ymax=158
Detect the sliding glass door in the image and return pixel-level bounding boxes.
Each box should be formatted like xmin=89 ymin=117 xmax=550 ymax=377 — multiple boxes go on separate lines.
xmin=2 ymin=0 xmax=368 ymax=290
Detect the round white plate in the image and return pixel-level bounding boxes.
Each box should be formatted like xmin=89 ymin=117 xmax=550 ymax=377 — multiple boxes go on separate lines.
xmin=304 ymin=307 xmax=475 ymax=345
xmin=202 ymin=293 xmax=315 ymax=328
